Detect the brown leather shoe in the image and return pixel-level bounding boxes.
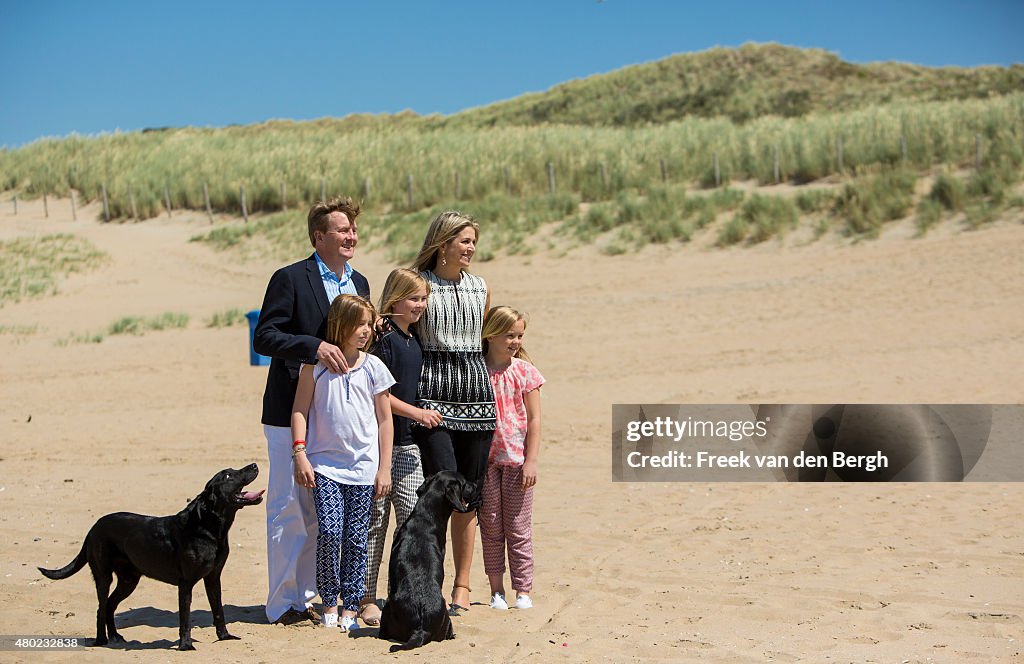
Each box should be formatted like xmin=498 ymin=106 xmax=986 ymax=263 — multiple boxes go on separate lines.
xmin=273 ymin=608 xmax=310 ymax=626
xmin=304 ymin=606 xmax=321 ymax=623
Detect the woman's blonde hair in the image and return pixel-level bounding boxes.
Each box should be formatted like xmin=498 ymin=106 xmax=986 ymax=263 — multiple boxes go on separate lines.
xmin=326 ymin=294 xmax=377 ymax=351
xmin=378 ymin=268 xmax=431 ymax=318
xmin=482 ymin=305 xmax=532 ymax=364
xmin=410 ymin=210 xmax=480 ymax=273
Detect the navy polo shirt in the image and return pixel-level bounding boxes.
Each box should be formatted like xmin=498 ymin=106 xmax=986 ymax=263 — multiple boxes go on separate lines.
xmin=372 ymin=321 xmax=423 ymax=447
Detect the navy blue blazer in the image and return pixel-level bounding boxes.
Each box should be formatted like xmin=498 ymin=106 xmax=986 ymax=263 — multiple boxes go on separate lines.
xmin=253 ymin=253 xmax=370 ymax=427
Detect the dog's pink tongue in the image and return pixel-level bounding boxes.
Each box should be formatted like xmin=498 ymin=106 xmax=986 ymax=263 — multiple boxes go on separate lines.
xmin=243 ymin=489 xmax=266 ymax=500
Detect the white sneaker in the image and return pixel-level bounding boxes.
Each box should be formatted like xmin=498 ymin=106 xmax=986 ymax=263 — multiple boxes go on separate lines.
xmin=489 ymin=592 xmax=508 ymax=610
xmin=515 ymin=594 xmax=533 ymax=610
xmin=322 ymin=612 xmax=338 ymax=629
xmin=340 ymin=615 xmax=358 ymax=632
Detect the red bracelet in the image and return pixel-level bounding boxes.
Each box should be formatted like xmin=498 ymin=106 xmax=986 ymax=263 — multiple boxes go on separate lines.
xmin=292 ymin=439 xmax=306 ymax=449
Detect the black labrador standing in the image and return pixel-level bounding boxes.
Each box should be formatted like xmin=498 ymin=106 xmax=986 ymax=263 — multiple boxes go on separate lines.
xmin=378 ymin=470 xmax=479 ymax=652
xmin=38 ymin=464 xmax=264 ymax=650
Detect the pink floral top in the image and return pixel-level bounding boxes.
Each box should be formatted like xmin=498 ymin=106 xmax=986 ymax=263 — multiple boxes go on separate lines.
xmin=488 ymin=358 xmax=545 ymax=466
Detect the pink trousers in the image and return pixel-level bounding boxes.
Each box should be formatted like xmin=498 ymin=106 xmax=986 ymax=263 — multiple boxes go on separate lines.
xmin=479 ymin=464 xmax=534 ymax=593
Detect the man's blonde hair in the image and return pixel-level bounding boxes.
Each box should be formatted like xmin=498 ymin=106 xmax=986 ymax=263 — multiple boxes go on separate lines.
xmin=307 ymin=196 xmax=361 ymax=248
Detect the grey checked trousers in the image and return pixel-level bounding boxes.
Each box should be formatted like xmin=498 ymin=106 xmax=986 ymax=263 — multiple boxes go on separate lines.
xmin=362 ymin=443 xmax=425 ymax=603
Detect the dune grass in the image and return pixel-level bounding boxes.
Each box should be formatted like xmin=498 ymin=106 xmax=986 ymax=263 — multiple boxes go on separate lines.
xmin=188 ymin=156 xmax=1021 ymax=258
xmin=55 ymin=331 xmax=105 ymax=346
xmin=0 ymin=323 xmax=39 ymax=336
xmin=0 ymin=234 xmax=107 ymax=307
xmin=564 ymin=185 xmax=747 ymax=250
xmin=447 ymin=43 xmax=1024 ymax=128
xmin=835 ymin=167 xmax=919 ymax=237
xmin=717 ymin=194 xmax=800 ymax=246
xmin=56 ymin=311 xmax=191 ymax=346
xmin=206 ymin=307 xmax=249 ymax=328
xmin=108 ymin=312 xmax=190 ymax=336
xmin=3 ymin=93 xmax=1021 ymax=224
xmin=191 ymin=193 xmax=581 ymax=263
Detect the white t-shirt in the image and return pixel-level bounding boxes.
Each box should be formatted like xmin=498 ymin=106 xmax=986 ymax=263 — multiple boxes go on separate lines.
xmin=305 ymin=354 xmax=396 ymax=485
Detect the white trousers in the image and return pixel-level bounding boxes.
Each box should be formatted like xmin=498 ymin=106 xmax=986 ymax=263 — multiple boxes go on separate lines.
xmin=264 ymin=425 xmax=318 ymax=622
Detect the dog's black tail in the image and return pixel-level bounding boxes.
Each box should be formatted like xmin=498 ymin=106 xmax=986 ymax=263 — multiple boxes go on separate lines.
xmin=38 ymin=540 xmax=87 ymax=580
xmin=389 ymin=628 xmax=430 ymax=653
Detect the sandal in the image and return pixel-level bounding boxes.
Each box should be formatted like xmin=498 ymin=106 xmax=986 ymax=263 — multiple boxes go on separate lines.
xmin=358 ymin=602 xmax=382 ymax=626
xmin=450 ymin=583 xmax=471 ymax=614
xmin=339 ymin=615 xmax=358 ymax=633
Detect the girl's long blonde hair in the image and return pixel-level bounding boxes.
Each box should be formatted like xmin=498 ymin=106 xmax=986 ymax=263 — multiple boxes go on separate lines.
xmin=326 ymin=294 xmax=377 ymax=351
xmin=378 ymin=268 xmax=431 ymax=320
xmin=410 ymin=210 xmax=480 ymax=274
xmin=482 ymin=305 xmax=532 ymax=364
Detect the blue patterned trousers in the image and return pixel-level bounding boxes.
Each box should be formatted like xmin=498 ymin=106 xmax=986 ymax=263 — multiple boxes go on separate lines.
xmin=312 ymin=473 xmax=373 ymax=611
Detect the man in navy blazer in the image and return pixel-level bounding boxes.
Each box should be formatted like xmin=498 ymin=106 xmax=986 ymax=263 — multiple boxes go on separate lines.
xmin=253 ymin=196 xmax=370 ymax=624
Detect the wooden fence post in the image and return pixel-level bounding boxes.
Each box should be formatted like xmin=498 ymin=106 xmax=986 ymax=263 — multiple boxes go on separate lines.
xmin=280 ymin=182 xmax=287 ymax=212
xmin=713 ymin=152 xmax=721 ymax=187
xmin=975 ymin=134 xmax=982 ymax=170
xmin=164 ymin=185 xmax=172 ymax=217
xmin=70 ymin=189 xmax=77 ymax=221
xmin=772 ymin=145 xmax=780 ymax=184
xmin=659 ymin=159 xmax=668 ymax=183
xmin=102 ymin=183 xmax=109 ymax=221
xmin=504 ymin=166 xmax=511 ymax=196
xmin=43 ymin=191 xmax=49 ymax=218
xmin=836 ymin=136 xmax=844 ymax=174
xmin=599 ymin=161 xmax=608 ymax=190
xmin=363 ymin=177 xmax=371 ymax=201
xmin=240 ymin=186 xmax=248 ymax=223
xmin=129 ymin=184 xmax=138 ymax=221
xmin=203 ymin=182 xmax=213 ymax=224
xmin=406 ymin=174 xmax=414 ymax=209
xmin=546 ymin=162 xmax=555 ymax=194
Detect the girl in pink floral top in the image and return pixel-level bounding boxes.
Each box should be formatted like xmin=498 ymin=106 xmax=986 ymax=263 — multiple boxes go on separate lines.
xmin=479 ymin=306 xmax=544 ymax=611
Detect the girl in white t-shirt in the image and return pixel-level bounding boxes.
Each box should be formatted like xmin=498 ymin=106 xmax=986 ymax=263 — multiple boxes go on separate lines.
xmin=292 ymin=294 xmax=395 ymax=632
xmin=479 ymin=306 xmax=544 ymax=611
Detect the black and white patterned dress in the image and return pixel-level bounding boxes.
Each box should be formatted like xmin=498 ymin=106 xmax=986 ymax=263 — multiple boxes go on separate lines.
xmin=416 ymin=270 xmax=496 ymax=432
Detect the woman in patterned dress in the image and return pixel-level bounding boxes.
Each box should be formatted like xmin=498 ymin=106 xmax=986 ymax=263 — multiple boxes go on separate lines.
xmin=410 ymin=210 xmax=497 ymax=615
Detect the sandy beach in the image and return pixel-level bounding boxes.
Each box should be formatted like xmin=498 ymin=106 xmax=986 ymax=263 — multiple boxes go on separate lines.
xmin=1 ymin=198 xmax=1022 ymax=662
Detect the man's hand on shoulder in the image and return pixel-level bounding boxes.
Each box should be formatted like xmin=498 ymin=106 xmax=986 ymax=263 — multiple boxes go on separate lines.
xmin=316 ymin=341 xmax=350 ymax=373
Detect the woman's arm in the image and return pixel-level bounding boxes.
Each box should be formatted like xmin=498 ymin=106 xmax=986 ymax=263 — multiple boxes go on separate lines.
xmin=374 ymin=391 xmax=394 ymax=499
xmin=521 ymin=388 xmax=542 ymax=489
xmin=290 ymin=365 xmax=316 ymax=489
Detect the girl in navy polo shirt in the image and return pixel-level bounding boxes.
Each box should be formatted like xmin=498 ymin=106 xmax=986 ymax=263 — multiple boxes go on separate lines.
xmin=358 ymin=269 xmax=443 ymax=626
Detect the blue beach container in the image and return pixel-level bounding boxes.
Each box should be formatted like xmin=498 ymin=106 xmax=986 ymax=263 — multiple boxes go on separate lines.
xmin=246 ymin=310 xmax=271 ymax=366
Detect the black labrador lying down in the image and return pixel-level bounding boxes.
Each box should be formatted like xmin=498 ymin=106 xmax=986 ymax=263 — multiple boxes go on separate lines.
xmin=378 ymin=470 xmax=479 ymax=652
xmin=38 ymin=464 xmax=264 ymax=650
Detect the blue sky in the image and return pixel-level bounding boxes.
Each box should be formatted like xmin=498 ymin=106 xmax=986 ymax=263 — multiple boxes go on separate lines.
xmin=1 ymin=0 xmax=1022 ymax=148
